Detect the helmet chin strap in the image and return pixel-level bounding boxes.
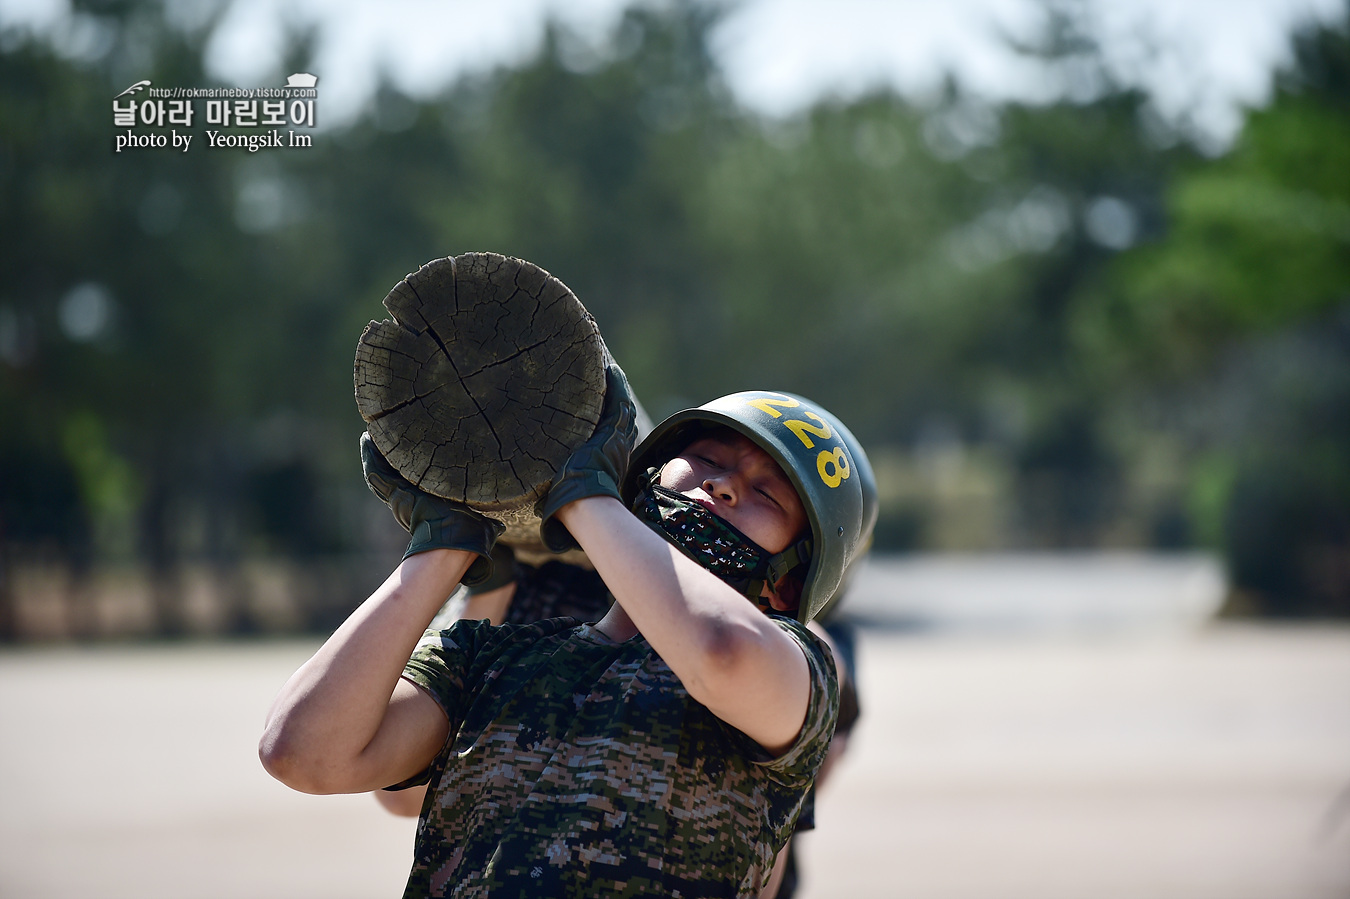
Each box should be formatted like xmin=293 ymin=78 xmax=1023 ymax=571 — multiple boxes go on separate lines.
xmin=768 ymin=537 xmax=812 ymax=584
xmin=750 ymin=537 xmax=812 ymax=614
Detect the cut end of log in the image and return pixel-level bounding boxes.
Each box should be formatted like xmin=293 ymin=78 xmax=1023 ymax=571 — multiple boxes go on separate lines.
xmin=354 ymin=253 xmax=606 ymax=547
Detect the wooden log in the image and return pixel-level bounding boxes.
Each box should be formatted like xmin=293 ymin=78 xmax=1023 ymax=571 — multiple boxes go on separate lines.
xmin=354 ymin=253 xmax=607 ymax=556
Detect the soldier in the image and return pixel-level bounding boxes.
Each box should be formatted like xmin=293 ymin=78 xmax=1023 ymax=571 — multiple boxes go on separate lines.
xmin=260 ymin=367 xmax=877 ymax=898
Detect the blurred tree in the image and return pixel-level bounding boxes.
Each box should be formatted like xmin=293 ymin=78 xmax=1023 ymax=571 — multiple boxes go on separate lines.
xmin=423 ymin=3 xmax=737 ymax=409
xmin=4 ymin=0 xmax=1345 ymax=638
xmin=938 ymin=0 xmax=1201 ymax=546
xmin=1083 ymin=1 xmax=1350 ymax=614
xmin=0 ymin=0 xmax=353 ymax=635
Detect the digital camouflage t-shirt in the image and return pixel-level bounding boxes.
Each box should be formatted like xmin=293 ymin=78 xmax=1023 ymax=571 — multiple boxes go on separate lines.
xmin=398 ymin=615 xmax=838 ymax=898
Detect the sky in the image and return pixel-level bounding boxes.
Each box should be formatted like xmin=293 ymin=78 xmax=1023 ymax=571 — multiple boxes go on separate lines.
xmin=5 ymin=0 xmax=1346 ymax=144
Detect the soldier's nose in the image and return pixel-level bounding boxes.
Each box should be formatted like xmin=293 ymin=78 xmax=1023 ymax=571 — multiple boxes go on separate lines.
xmin=703 ymin=474 xmax=738 ymax=504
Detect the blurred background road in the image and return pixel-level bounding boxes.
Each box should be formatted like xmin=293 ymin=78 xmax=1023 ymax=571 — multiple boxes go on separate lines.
xmin=2 ymin=555 xmax=1347 ymax=899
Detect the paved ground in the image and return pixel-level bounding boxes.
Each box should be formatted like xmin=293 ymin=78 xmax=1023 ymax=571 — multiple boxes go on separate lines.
xmin=1 ymin=619 xmax=1347 ymax=898
xmin=793 ymin=623 xmax=1350 ymax=899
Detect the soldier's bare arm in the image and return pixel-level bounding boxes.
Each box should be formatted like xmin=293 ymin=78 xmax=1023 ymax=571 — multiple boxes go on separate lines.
xmin=372 ymin=580 xmax=518 ymax=817
xmin=259 ymin=550 xmax=469 ymax=794
xmin=558 ymin=496 xmax=812 ymax=757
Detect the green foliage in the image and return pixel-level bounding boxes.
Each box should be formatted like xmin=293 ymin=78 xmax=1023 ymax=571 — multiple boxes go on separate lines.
xmin=2 ymin=0 xmax=1347 ymax=629
xmin=1083 ymin=3 xmax=1350 ymax=612
xmin=1091 ymin=3 xmax=1350 ymax=371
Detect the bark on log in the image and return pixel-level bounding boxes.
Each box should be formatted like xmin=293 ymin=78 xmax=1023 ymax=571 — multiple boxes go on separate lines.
xmin=354 ymin=253 xmax=606 ymax=554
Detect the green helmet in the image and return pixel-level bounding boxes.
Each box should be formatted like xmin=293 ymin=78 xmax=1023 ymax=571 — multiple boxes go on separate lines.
xmin=622 ymin=390 xmax=878 ymax=624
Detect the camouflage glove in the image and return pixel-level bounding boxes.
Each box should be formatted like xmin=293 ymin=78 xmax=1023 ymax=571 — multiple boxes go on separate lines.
xmin=537 ymin=363 xmax=638 ymax=552
xmin=360 ymin=432 xmax=505 ymax=586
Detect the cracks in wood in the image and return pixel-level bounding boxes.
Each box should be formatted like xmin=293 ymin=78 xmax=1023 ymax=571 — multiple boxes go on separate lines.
xmin=353 ymin=252 xmax=606 ymax=540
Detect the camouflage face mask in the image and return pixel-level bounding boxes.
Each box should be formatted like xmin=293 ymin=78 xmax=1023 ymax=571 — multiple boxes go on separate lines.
xmin=632 ymin=474 xmax=775 ymax=608
xmin=631 ymin=466 xmax=814 ymax=614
